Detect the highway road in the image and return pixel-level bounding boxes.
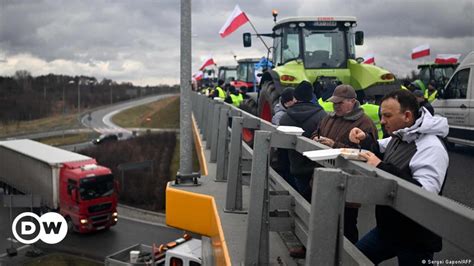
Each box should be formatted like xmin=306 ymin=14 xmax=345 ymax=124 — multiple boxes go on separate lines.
xmin=81 ymin=93 xmax=176 ymax=137
xmin=0 ymin=94 xmax=183 ymax=263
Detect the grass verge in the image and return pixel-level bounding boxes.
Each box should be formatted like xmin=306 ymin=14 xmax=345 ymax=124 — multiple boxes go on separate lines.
xmin=36 ymin=132 xmax=100 ymax=146
xmin=0 ymin=114 xmax=79 ymax=138
xmin=112 ymin=96 xmax=180 ymax=128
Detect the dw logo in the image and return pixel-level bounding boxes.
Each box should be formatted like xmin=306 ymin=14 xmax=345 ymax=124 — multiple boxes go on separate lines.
xmin=12 ymin=212 xmax=68 ymax=244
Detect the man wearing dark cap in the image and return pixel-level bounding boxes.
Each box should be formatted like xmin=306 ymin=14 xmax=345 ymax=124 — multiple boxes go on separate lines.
xmin=279 ymin=81 xmax=327 ymax=200
xmin=311 ymin=84 xmax=378 ymax=244
xmin=413 ymin=90 xmax=434 ymax=115
xmin=272 ymin=87 xmax=296 ymax=126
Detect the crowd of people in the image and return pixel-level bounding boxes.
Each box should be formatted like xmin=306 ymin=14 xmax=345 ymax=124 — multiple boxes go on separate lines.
xmin=200 ymin=76 xmax=449 ymax=264
xmin=200 ymin=79 xmax=249 ymax=107
xmin=270 ymin=81 xmax=448 ymax=265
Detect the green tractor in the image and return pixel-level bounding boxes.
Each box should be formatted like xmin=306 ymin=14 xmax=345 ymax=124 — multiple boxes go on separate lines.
xmin=243 ymin=15 xmax=400 ymax=122
xmin=415 ymin=63 xmax=459 ymax=92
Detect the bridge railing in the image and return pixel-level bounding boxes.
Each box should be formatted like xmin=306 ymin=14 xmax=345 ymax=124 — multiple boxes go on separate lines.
xmin=191 ymin=92 xmax=474 ymax=265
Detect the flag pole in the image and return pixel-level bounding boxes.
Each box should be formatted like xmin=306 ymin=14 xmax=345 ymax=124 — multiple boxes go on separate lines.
xmin=247 ymin=18 xmax=270 ymax=52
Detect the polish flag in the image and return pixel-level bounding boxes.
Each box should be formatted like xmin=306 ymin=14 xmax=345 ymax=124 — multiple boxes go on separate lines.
xmin=219 ymin=5 xmax=250 ymax=38
xmin=363 ymin=53 xmax=375 ymax=64
xmin=193 ymin=71 xmax=203 ymax=81
xmin=411 ymin=44 xmax=430 ymax=59
xmin=435 ymin=54 xmax=461 ymax=64
xmin=199 ymin=57 xmax=215 ymax=71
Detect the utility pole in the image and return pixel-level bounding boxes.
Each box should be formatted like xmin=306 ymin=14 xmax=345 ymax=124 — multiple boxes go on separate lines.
xmin=176 ymin=0 xmax=199 ymax=185
xmin=77 ymin=79 xmax=81 ymax=123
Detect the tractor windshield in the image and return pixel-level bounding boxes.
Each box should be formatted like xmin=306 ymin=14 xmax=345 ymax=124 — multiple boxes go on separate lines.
xmin=273 ymin=21 xmax=354 ymax=69
xmin=237 ymin=63 xmax=256 ymax=83
xmin=281 ymin=26 xmax=301 ymax=65
xmin=303 ymin=29 xmax=347 ymax=69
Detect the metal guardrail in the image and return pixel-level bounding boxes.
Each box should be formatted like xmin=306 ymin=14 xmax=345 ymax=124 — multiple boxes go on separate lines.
xmin=191 ymin=93 xmax=474 ymax=265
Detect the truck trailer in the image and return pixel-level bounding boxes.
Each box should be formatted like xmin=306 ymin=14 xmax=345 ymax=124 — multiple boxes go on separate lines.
xmin=0 ymin=139 xmax=118 ymax=233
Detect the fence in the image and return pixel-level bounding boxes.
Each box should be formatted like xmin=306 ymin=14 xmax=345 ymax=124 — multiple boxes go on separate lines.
xmin=191 ymin=92 xmax=474 ymax=265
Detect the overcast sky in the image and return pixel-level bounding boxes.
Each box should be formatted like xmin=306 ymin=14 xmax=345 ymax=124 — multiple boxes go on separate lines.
xmin=1 ymin=0 xmax=473 ymax=86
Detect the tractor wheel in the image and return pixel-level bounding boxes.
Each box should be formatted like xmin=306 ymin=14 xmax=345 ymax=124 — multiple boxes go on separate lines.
xmin=240 ymin=97 xmax=258 ymax=145
xmin=258 ymin=81 xmax=281 ymax=122
xmin=239 ymin=97 xmax=258 ymax=116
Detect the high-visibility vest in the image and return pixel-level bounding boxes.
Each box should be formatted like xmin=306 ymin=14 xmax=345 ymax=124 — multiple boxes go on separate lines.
xmin=361 ymin=103 xmax=383 ymax=139
xmin=215 ymin=86 xmax=226 ymax=99
xmin=414 ymin=79 xmax=426 ymax=93
xmin=424 ymin=90 xmax=438 ymax=103
xmin=318 ymin=98 xmax=334 ymax=112
xmin=230 ymin=93 xmax=244 ymax=107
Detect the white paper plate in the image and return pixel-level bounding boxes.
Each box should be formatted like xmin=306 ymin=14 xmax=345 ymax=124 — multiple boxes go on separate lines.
xmin=276 ymin=126 xmax=305 ymax=135
xmin=303 ymin=149 xmax=341 ymax=161
xmin=303 ymin=148 xmax=368 ymax=161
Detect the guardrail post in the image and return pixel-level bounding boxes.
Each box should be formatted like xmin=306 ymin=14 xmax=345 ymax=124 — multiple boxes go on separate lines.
xmin=205 ymin=100 xmax=216 ymax=149
xmin=224 ymin=116 xmax=246 ymax=213
xmin=244 ymin=130 xmax=271 ymax=265
xmin=193 ymin=93 xmax=200 ymax=125
xmin=201 ymin=97 xmax=209 ymax=140
xmin=199 ymin=95 xmax=206 ymax=129
xmin=210 ymin=101 xmax=223 ymax=163
xmin=305 ymin=168 xmax=347 ymax=266
xmin=215 ymin=107 xmax=230 ymax=181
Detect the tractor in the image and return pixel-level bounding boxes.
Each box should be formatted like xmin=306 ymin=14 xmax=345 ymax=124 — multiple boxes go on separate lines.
xmin=217 ymin=65 xmax=238 ymax=85
xmin=231 ymin=58 xmax=261 ymax=92
xmin=415 ymin=63 xmax=459 ymax=92
xmin=242 ymin=15 xmax=400 ymax=122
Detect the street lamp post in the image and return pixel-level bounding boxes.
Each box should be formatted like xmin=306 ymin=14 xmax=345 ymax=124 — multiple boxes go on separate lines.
xmin=68 ymin=79 xmax=81 ymax=123
xmin=77 ymin=80 xmax=81 ymax=122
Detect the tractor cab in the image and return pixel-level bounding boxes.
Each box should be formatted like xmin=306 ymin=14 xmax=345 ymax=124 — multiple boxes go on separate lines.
xmin=272 ymin=17 xmax=362 ymax=69
xmin=232 ymin=58 xmax=260 ymax=92
xmin=243 ymin=15 xmax=397 ymax=123
xmin=417 ymin=63 xmax=459 ymax=90
xmin=218 ymin=65 xmax=237 ymax=85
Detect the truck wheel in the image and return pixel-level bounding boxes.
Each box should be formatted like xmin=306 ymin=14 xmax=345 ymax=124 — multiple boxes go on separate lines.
xmin=258 ymin=81 xmax=281 ymax=122
xmin=66 ymin=217 xmax=75 ymax=233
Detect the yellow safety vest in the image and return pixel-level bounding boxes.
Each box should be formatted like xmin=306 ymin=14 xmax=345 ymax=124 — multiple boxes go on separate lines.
xmin=361 ymin=103 xmax=383 ymax=139
xmin=230 ymin=93 xmax=244 ymax=107
xmin=318 ymin=98 xmax=334 ymax=112
xmin=415 ymin=80 xmax=427 ymax=93
xmin=216 ymin=86 xmax=226 ymax=99
xmin=424 ymin=90 xmax=438 ymax=103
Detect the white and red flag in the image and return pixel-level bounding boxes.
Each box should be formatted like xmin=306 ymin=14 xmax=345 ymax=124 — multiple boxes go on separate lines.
xmin=219 ymin=5 xmax=250 ymax=38
xmin=193 ymin=71 xmax=203 ymax=81
xmin=363 ymin=53 xmax=375 ymax=64
xmin=411 ymin=44 xmax=430 ymax=59
xmin=435 ymin=54 xmax=461 ymax=64
xmin=199 ymin=56 xmax=215 ymax=71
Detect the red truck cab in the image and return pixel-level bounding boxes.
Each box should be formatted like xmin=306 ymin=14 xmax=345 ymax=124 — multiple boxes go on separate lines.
xmin=59 ymin=159 xmax=118 ymax=233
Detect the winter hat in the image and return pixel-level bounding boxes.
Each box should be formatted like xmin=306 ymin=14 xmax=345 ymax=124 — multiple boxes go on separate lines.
xmin=413 ymin=89 xmax=424 ymax=98
xmin=327 ymin=84 xmax=357 ymax=103
xmin=294 ymin=81 xmax=313 ymax=102
xmin=280 ymin=87 xmax=295 ymax=104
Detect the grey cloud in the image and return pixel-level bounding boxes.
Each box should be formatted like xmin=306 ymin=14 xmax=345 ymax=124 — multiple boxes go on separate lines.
xmin=1 ymin=0 xmax=472 ymax=85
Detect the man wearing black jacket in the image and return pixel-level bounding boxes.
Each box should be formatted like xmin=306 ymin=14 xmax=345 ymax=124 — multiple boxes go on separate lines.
xmin=279 ymin=81 xmax=327 ymax=200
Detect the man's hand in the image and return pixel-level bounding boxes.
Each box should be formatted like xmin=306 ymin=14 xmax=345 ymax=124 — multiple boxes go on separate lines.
xmin=349 ymin=127 xmax=366 ymax=144
xmin=314 ymin=136 xmax=335 ymax=147
xmin=360 ymin=151 xmax=381 ymax=166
